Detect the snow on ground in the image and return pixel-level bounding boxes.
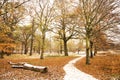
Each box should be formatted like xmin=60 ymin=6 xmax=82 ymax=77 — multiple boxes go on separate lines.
xmin=63 ymin=55 xmax=98 ymax=80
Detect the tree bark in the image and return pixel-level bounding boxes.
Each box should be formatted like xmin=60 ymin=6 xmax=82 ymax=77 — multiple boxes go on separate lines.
xmin=38 ymin=40 xmax=41 ymax=54
xmin=40 ymin=33 xmax=45 ymax=59
xmin=94 ymin=45 xmax=97 ymax=56
xmin=63 ymin=40 xmax=68 ymax=56
xmin=21 ymin=42 xmax=24 ymax=54
xmin=8 ymin=61 xmax=48 ymax=73
xmin=30 ymin=37 xmax=33 ymax=56
xmin=86 ymin=35 xmax=90 ymax=65
xmin=29 ymin=33 xmax=34 ymax=56
xmin=0 ymin=51 xmax=4 ymax=59
xmin=24 ymin=42 xmax=28 ymax=54
xmin=60 ymin=39 xmax=62 ymax=54
xmin=30 ymin=20 xmax=34 ymax=56
xmin=90 ymin=40 xmax=93 ymax=58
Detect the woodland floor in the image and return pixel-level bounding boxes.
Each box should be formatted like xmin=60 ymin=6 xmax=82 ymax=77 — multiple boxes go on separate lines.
xmin=76 ymin=53 xmax=120 ymax=80
xmin=1 ymin=52 xmax=120 ymax=80
xmin=0 ymin=54 xmax=76 ymax=80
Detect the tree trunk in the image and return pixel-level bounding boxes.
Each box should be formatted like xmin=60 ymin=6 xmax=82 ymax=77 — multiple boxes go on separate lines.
xmin=0 ymin=51 xmax=4 ymax=59
xmin=38 ymin=41 xmax=41 ymax=54
xmin=29 ymin=34 xmax=33 ymax=56
xmin=8 ymin=61 xmax=48 ymax=73
xmin=59 ymin=39 xmax=62 ymax=54
xmin=21 ymin=42 xmax=24 ymax=54
xmin=86 ymin=36 xmax=90 ymax=65
xmin=24 ymin=43 xmax=28 ymax=54
xmin=49 ymin=34 xmax=52 ymax=54
xmin=33 ymin=47 xmax=36 ymax=53
xmin=30 ymin=19 xmax=35 ymax=56
xmin=63 ymin=40 xmax=68 ymax=56
xmin=90 ymin=40 xmax=93 ymax=58
xmin=40 ymin=34 xmax=45 ymax=59
xmin=94 ymin=45 xmax=97 ymax=56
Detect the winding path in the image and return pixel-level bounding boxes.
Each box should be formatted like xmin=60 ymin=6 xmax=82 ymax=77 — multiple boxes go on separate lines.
xmin=63 ymin=55 xmax=98 ymax=80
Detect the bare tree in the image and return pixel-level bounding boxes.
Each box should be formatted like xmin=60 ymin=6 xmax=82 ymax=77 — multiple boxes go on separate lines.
xmin=76 ymin=0 xmax=120 ymax=64
xmin=34 ymin=0 xmax=56 ymax=59
xmin=0 ymin=0 xmax=30 ymax=27
xmin=53 ymin=0 xmax=79 ymax=56
xmin=19 ymin=26 xmax=31 ymax=54
xmin=29 ymin=19 xmax=35 ymax=56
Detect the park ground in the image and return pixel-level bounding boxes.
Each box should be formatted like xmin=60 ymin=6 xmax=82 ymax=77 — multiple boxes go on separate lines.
xmin=0 ymin=51 xmax=120 ymax=80
xmin=0 ymin=54 xmax=76 ymax=80
xmin=76 ymin=51 xmax=120 ymax=80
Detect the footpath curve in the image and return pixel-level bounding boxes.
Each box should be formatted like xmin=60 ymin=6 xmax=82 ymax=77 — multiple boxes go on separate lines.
xmin=63 ymin=55 xmax=98 ymax=80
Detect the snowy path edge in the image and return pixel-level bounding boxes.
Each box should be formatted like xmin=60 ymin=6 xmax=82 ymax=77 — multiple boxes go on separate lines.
xmin=63 ymin=55 xmax=98 ymax=80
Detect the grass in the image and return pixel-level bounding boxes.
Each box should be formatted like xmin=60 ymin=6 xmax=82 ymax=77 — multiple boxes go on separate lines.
xmin=0 ymin=54 xmax=76 ymax=80
xmin=76 ymin=53 xmax=120 ymax=80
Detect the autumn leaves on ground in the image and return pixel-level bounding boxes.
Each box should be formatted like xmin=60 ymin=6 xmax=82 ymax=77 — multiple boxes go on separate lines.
xmin=0 ymin=52 xmax=120 ymax=80
xmin=76 ymin=52 xmax=120 ymax=80
xmin=0 ymin=55 xmax=76 ymax=80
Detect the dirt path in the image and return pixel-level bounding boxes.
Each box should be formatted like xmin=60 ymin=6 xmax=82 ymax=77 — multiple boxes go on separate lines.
xmin=63 ymin=55 xmax=98 ymax=80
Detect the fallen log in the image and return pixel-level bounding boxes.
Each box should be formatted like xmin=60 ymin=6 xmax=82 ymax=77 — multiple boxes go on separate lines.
xmin=8 ymin=61 xmax=48 ymax=73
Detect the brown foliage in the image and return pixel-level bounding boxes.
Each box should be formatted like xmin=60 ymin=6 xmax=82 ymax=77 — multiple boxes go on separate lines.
xmin=0 ymin=43 xmax=15 ymax=54
xmin=0 ymin=56 xmax=75 ymax=80
xmin=76 ymin=54 xmax=120 ymax=80
xmin=0 ymin=33 xmax=15 ymax=55
xmin=93 ymin=30 xmax=110 ymax=50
